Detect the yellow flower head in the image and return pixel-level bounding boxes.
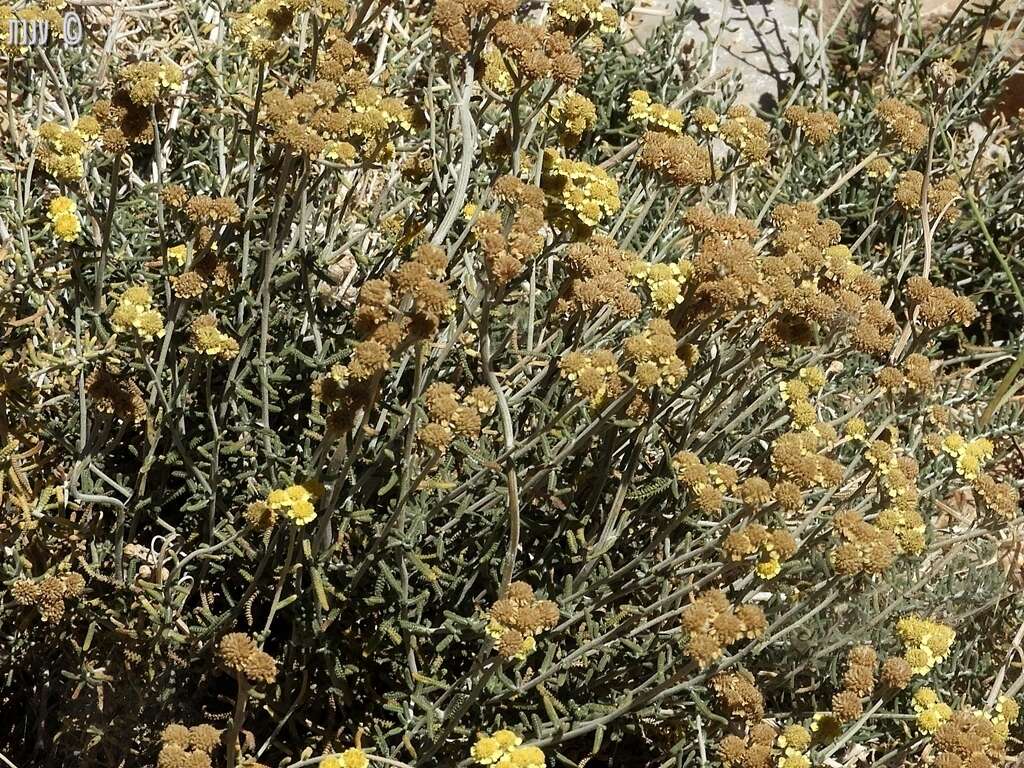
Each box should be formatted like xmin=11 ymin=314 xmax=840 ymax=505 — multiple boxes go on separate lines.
xmin=507 ymin=745 xmax=545 ymax=768
xmin=844 ymin=417 xmax=867 ymax=441
xmin=912 ymin=686 xmax=938 ymax=711
xmin=286 ymin=484 xmax=312 ymax=504
xmin=942 ymin=433 xmax=966 ymax=457
xmin=267 ymin=489 xmax=292 ymax=509
xmin=917 ymin=707 xmax=944 ymax=733
xmin=798 ymin=366 xmax=826 ymax=391
xmin=48 ymin=195 xmax=77 ymax=218
xmin=996 ymin=695 xmax=1020 ymax=724
xmin=47 ymin=196 xmax=81 ymax=242
xmin=779 ymin=379 xmax=809 ymax=404
xmin=470 ymin=736 xmax=503 ymax=765
xmin=779 ymin=724 xmax=811 ymax=752
xmin=339 ymin=748 xmax=369 ymax=768
xmin=756 ymin=557 xmax=781 ymax=580
xmin=52 ymin=213 xmax=82 ymax=242
xmin=111 ymin=285 xmax=165 ymax=340
xmin=492 ymin=730 xmax=522 ymax=750
xmin=287 ymin=498 xmax=316 ymax=525
xmin=166 ymin=244 xmax=188 ymax=267
xmin=904 ymin=645 xmax=935 ymax=675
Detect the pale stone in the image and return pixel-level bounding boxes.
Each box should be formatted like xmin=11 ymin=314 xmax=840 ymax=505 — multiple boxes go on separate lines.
xmin=624 ymin=0 xmax=824 ymax=108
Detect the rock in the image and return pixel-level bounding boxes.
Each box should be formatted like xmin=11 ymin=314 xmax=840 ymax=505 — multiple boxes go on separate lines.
xmin=624 ymin=0 xmax=823 ymax=109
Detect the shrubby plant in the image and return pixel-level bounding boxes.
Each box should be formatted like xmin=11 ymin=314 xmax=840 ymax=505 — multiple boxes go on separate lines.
xmin=1 ymin=0 xmax=1023 ymax=766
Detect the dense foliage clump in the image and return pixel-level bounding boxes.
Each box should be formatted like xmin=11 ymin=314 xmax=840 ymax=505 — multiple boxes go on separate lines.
xmin=2 ymin=0 xmax=1024 ymax=766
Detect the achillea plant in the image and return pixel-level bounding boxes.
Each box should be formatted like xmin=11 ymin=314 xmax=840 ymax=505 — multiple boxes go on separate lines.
xmin=1 ymin=0 xmax=1023 ymax=766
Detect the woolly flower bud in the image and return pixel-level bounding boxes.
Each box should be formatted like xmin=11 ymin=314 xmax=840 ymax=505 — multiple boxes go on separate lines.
xmin=158 ymin=744 xmax=192 ymax=768
xmin=218 ymin=632 xmax=257 ymax=670
xmin=242 ymin=649 xmax=277 ymax=685
xmin=188 ymin=724 xmax=221 ymax=753
xmin=843 ymin=663 xmax=876 ymax=696
xmin=881 ymin=657 xmax=912 ymax=689
xmin=418 ymin=422 xmax=453 ymax=454
xmin=717 ymin=734 xmax=745 ymax=765
xmin=848 ymin=644 xmax=877 ymax=668
xmin=832 ymin=690 xmax=863 ymax=722
xmin=161 ymin=724 xmax=191 ymax=747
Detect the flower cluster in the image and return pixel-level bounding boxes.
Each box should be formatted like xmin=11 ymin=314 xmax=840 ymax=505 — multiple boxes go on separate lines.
xmin=712 ymin=673 xmax=765 ymax=721
xmin=549 ymin=91 xmax=597 ymax=145
xmin=312 ymin=245 xmax=455 ymax=430
xmin=775 ymin=723 xmax=813 ymax=768
xmin=680 ymin=588 xmax=767 ymax=667
xmin=541 ymin=149 xmax=621 ymax=228
xmin=47 ymin=196 xmax=81 ymax=242
xmin=110 ymin=285 xmax=166 ymax=341
xmin=941 ymin=433 xmax=994 ymax=481
xmin=778 ymin=367 xmax=827 ymax=431
xmin=265 ymin=482 xmax=323 ymax=526
xmin=771 ymin=430 xmax=843 ymax=491
xmin=929 ymin=707 xmax=1011 ymax=767
xmin=720 ymin=105 xmax=771 ymax=163
xmin=623 ymin=318 xmax=694 ymax=390
xmin=417 ymin=382 xmax=497 ymax=454
xmin=85 ymin=368 xmax=147 ymax=424
xmin=321 ymin=748 xmax=370 ymax=768
xmin=874 ymin=455 xmax=927 ymax=555
xmin=470 ymin=729 xmax=545 ymax=767
xmin=865 ymin=155 xmax=894 ymax=180
xmin=717 ymin=720 xmax=777 ymax=768
xmin=551 ymin=0 xmax=619 ymax=35
xmin=556 ymin=234 xmax=642 ymax=317
xmin=626 ymin=257 xmax=692 ymax=312
xmin=722 ymin=523 xmax=798 ymax=579
xmin=877 ymin=353 xmax=935 ymax=395
xmin=482 ymin=48 xmax=515 ymax=94
xmin=627 ymin=90 xmax=684 ymax=133
xmin=10 ymin=572 xmax=85 ymax=623
xmin=672 ymin=451 xmax=739 ymax=514
xmin=217 ymin=632 xmax=278 ymax=685
xmin=488 ymin=20 xmax=585 ymax=86
xmin=37 ymin=118 xmax=100 ymax=181
xmin=485 ymin=581 xmax=559 ymax=660
xmin=783 ymin=106 xmax=840 ymax=145
xmin=476 ymin=176 xmax=546 ymax=286
xmin=830 ymin=510 xmax=899 ymax=576
xmin=830 ymin=645 xmax=877 ymax=722
xmin=637 ymin=130 xmax=713 ymax=187
xmin=894 ymin=170 xmax=961 ymax=223
xmin=895 ymin=615 xmax=956 ymax=675
xmin=905 ymin=274 xmax=974 ymax=329
xmin=914 ymin=687 xmax=954 ymax=733
xmin=559 ymin=348 xmax=623 ymax=408
xmin=234 ymin=0 xmax=313 ymax=58
xmin=875 ymin=98 xmax=927 ymax=152
xmin=120 ymin=61 xmax=182 ymax=106
xmin=261 ymin=46 xmax=412 ymax=163
xmin=189 ymin=315 xmax=239 ymax=360
xmin=157 ymin=723 xmax=222 ymax=768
